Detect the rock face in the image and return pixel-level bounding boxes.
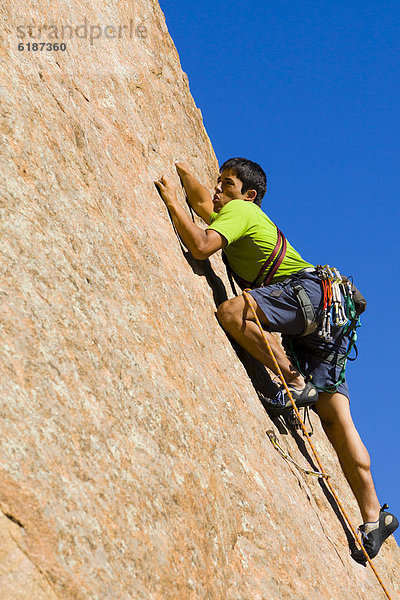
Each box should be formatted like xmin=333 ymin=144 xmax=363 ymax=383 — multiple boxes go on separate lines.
xmin=1 ymin=1 xmax=399 ymax=599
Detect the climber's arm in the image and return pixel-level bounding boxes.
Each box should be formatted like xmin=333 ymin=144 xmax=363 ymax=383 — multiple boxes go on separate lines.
xmin=155 ymin=176 xmax=226 ymax=259
xmin=175 ymin=162 xmax=214 ymax=225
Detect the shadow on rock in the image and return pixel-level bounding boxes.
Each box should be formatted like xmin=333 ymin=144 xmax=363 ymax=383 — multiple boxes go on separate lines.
xmin=181 ymin=244 xmax=277 ymax=400
xmin=182 ymin=251 xmax=228 ymax=308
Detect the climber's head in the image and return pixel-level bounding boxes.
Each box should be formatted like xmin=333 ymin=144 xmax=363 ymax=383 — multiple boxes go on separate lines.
xmin=212 ymin=157 xmax=267 ymax=212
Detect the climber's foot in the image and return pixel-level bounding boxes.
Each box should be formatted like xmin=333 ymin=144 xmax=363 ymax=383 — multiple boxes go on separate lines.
xmin=351 ymin=504 xmax=399 ymax=562
xmin=262 ymin=382 xmax=318 ymax=416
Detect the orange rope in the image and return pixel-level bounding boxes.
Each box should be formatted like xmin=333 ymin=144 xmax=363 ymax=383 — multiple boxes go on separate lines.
xmin=242 ymin=289 xmax=394 ymax=600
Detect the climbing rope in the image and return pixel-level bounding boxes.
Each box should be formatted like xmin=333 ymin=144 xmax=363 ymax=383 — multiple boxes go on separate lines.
xmin=243 ymin=289 xmax=394 ymax=600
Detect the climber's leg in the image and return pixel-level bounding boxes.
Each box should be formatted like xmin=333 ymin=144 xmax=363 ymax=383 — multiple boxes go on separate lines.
xmin=217 ymin=294 xmax=304 ymax=388
xmin=316 ymin=391 xmax=381 ymax=523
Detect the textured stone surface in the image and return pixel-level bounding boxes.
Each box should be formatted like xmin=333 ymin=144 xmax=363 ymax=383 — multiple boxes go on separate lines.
xmin=1 ymin=1 xmax=399 ymax=598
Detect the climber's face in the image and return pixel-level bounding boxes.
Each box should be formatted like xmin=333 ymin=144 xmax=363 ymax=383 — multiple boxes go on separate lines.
xmin=213 ymin=169 xmax=256 ymax=213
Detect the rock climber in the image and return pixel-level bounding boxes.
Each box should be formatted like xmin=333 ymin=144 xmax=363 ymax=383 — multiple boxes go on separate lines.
xmin=154 ymin=158 xmax=398 ymax=561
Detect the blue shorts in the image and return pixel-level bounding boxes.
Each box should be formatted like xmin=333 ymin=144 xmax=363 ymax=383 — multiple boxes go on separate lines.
xmin=249 ymin=271 xmax=350 ymax=398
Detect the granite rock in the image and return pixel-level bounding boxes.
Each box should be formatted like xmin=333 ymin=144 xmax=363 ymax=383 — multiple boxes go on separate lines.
xmin=1 ymin=1 xmax=399 ymax=598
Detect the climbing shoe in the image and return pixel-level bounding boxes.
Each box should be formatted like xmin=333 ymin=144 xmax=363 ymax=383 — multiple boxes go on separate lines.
xmin=351 ymin=504 xmax=399 ymax=563
xmin=261 ymin=382 xmax=318 ymax=416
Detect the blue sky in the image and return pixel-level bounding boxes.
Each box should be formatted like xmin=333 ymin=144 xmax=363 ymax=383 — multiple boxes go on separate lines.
xmin=159 ymin=1 xmax=400 ymax=539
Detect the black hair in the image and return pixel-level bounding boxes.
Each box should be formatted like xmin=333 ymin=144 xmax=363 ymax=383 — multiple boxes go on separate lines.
xmin=219 ymin=157 xmax=267 ymax=207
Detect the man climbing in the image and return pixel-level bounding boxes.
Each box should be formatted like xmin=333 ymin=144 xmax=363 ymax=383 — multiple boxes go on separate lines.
xmin=155 ymin=158 xmax=398 ymax=561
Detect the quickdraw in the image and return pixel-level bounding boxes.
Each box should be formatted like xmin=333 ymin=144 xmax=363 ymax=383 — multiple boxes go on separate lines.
xmin=267 ymin=429 xmax=330 ymax=479
xmin=318 ymin=265 xmax=353 ymax=341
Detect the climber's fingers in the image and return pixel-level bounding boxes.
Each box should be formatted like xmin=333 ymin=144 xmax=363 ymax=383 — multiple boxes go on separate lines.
xmin=154 ymin=176 xmax=177 ymax=207
xmin=155 ymin=174 xmax=175 ymax=189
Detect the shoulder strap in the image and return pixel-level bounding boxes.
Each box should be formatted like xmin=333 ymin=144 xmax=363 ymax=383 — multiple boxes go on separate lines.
xmin=222 ymin=227 xmax=287 ymax=293
xmin=261 ymin=229 xmax=287 ymax=286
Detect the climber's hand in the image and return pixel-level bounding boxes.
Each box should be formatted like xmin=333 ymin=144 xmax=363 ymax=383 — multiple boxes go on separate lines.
xmin=154 ymin=176 xmax=178 ymax=208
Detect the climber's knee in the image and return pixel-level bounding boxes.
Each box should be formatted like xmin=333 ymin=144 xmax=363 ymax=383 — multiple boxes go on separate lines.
xmin=316 ymin=392 xmax=351 ymax=428
xmin=217 ymin=293 xmax=266 ymax=332
xmin=217 ymin=296 xmax=246 ymax=332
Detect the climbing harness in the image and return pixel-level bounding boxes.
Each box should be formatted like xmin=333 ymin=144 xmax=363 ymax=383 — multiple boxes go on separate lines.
xmin=243 ymin=288 xmax=394 ymax=600
xmin=287 ymin=265 xmax=366 ymax=393
xmin=267 ymin=429 xmax=329 ymax=479
xmin=223 ymin=227 xmax=287 ymax=296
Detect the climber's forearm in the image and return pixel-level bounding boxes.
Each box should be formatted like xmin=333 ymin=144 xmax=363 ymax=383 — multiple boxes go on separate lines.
xmin=175 ymin=164 xmax=214 ymax=224
xmin=168 ymin=201 xmax=224 ymax=259
xmin=167 ymin=201 xmax=207 ymax=257
xmin=155 ymin=174 xmax=223 ymax=258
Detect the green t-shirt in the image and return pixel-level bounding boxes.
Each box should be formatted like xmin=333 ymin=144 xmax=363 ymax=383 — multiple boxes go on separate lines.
xmin=207 ymin=200 xmax=314 ymax=285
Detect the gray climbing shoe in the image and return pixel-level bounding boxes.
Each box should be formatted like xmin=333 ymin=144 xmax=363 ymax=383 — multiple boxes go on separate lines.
xmin=351 ymin=504 xmax=399 ymax=562
xmin=262 ymin=382 xmax=318 ymax=416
